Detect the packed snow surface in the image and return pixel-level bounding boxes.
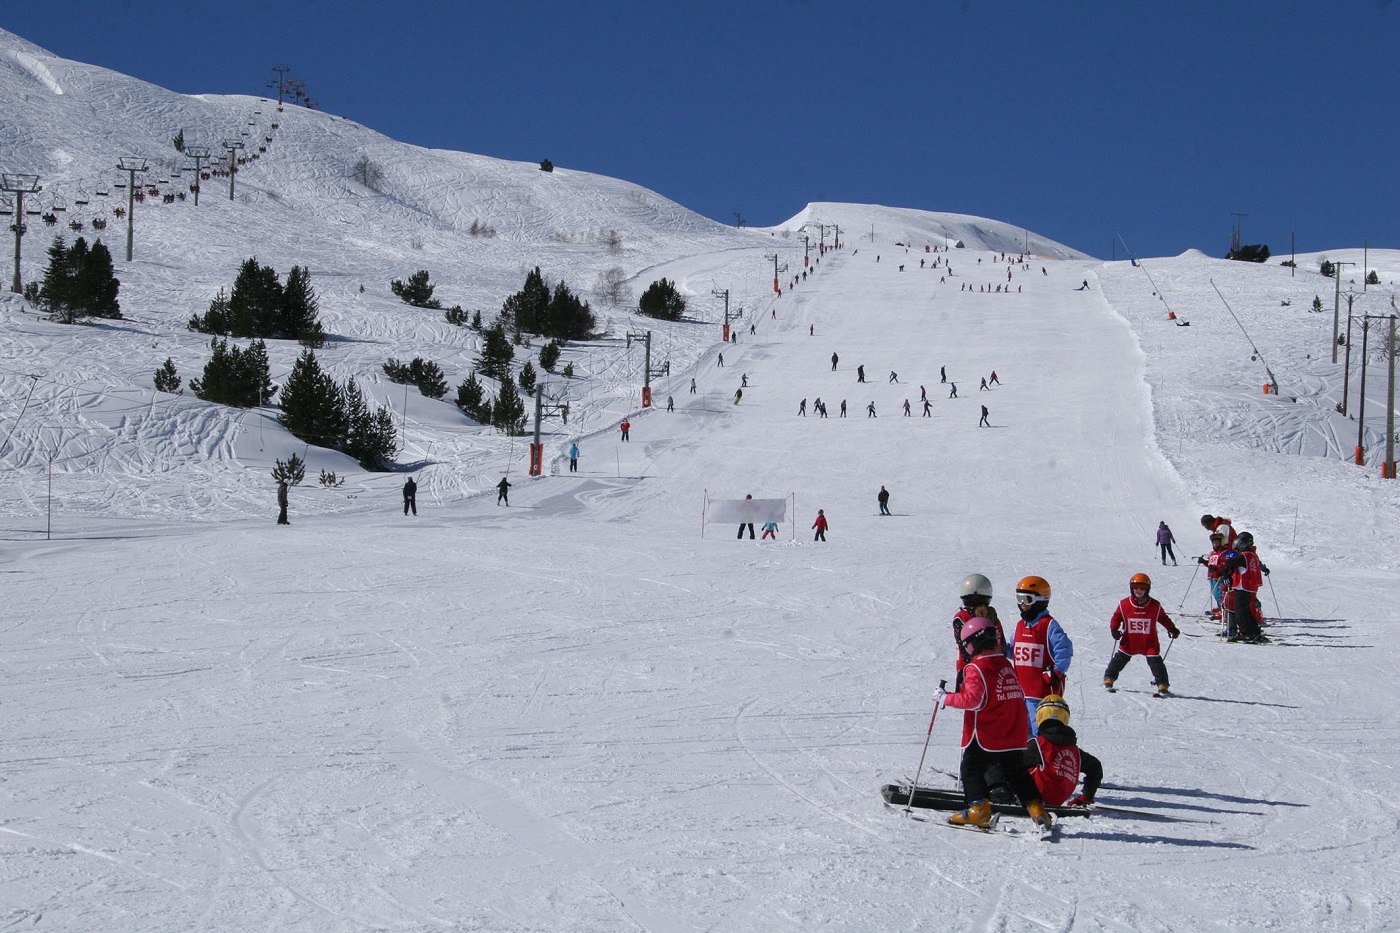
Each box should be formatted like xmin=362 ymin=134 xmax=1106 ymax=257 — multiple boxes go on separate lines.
xmin=3 ymin=27 xmax=1400 ymax=931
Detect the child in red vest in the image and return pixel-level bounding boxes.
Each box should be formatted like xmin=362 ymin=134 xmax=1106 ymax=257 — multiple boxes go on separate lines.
xmin=936 ymin=616 xmax=1054 ymax=830
xmin=1027 ymin=696 xmax=1103 ymax=807
xmin=1103 ymin=573 xmax=1180 ymax=696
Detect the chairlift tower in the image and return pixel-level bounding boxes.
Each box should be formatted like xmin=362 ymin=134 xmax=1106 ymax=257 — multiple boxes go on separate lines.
xmin=2 ymin=172 xmax=41 ymax=293
xmin=528 ymin=385 xmax=570 ymax=476
xmin=222 ymin=139 xmax=245 ymax=201
xmin=270 ymin=64 xmax=290 ymax=107
xmin=626 ymin=329 xmax=668 ymax=408
xmin=713 ymin=287 xmax=740 ymax=342
xmin=183 ymin=145 xmax=210 ymax=206
xmin=766 ymin=253 xmax=787 ymax=295
xmin=116 ymin=157 xmax=147 ymax=262
xmin=1332 ymin=262 xmax=1355 ymax=363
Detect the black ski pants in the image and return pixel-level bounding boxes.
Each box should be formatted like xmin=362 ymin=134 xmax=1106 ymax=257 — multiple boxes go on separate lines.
xmin=1104 ymin=649 xmax=1169 ymax=688
xmin=960 ymin=739 xmax=1040 ymax=807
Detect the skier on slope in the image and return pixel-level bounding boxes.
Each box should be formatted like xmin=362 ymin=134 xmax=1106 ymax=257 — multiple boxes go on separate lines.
xmin=1156 ymin=521 xmax=1178 ymax=565
xmin=935 ymin=617 xmax=1055 ymax=831
xmin=1102 ymin=573 xmax=1180 ymax=697
xmin=1222 ymin=532 xmax=1270 ymax=643
xmin=1009 ymin=576 xmax=1073 ymax=736
xmin=988 ymin=696 xmax=1103 ymax=808
xmin=1197 ymin=532 xmax=1230 ymax=620
xmin=951 ymin=574 xmax=1008 ymax=690
xmin=1200 ymin=513 xmax=1237 ymax=549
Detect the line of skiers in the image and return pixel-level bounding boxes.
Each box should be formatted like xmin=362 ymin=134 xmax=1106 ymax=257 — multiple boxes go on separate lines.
xmin=1197 ymin=514 xmax=1271 ymax=644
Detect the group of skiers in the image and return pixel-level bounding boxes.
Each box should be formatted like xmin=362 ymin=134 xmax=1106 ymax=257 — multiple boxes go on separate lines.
xmin=930 ymin=511 xmax=1275 ymax=830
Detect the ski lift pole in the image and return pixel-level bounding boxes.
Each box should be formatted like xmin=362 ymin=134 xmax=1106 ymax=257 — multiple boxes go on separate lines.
xmin=905 ymin=680 xmax=947 ymax=815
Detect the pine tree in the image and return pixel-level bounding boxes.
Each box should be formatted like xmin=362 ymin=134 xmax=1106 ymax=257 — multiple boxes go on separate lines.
xmin=492 ymin=379 xmax=527 ymax=435
xmin=390 ymin=269 xmax=442 ymax=308
xmin=518 ymin=360 xmax=537 ymax=395
xmin=539 ymin=339 xmax=561 ymax=372
xmin=39 ymin=235 xmax=76 ymax=320
xmin=153 ymin=358 xmax=182 ymax=394
xmin=82 ymin=240 xmax=121 ymax=318
xmin=280 ymin=265 xmax=323 ymax=343
xmin=638 ymin=277 xmax=687 ymax=321
xmin=342 ymin=378 xmax=399 ymax=469
xmin=479 ymin=321 xmax=515 ymax=382
xmin=542 ymin=280 xmax=596 ymax=340
xmin=501 ymin=266 xmax=551 ymax=335
xmin=409 ymin=358 xmax=448 ymax=399
xmin=455 ymin=372 xmax=488 ymax=422
xmin=278 ymin=349 xmax=346 ymax=448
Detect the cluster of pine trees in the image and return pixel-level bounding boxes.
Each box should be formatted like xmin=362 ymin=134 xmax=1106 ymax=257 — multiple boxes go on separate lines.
xmin=31 ymin=236 xmax=122 ymax=323
xmin=189 ymin=338 xmax=275 ymax=407
xmin=501 ymin=266 xmax=595 ymax=340
xmin=280 ymin=350 xmax=399 ymax=470
xmin=189 ymin=258 xmax=325 ymax=345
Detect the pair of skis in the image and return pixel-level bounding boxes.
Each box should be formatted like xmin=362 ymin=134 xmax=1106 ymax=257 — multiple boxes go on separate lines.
xmin=882 ymin=783 xmax=1216 ymax=826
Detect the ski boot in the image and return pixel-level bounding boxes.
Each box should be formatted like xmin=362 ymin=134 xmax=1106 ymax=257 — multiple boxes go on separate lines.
xmin=1026 ymin=798 xmax=1054 ymax=831
xmin=948 ymin=800 xmax=995 ymax=829
xmin=1155 ymin=683 xmax=1170 ymax=698
xmin=1103 ymin=677 xmax=1116 ymax=691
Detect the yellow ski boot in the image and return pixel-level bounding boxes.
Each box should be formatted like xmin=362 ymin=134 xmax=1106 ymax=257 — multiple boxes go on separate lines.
xmin=948 ymin=800 xmax=995 ymax=829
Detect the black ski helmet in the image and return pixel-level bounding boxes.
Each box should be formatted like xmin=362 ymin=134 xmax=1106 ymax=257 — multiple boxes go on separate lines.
xmin=1236 ymin=531 xmax=1254 ymax=550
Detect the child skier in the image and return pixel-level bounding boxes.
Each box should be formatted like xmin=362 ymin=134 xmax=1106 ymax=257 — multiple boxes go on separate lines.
xmin=1197 ymin=532 xmax=1230 ymax=620
xmin=1102 ymin=573 xmax=1180 ymax=697
xmin=951 ymin=574 xmax=1007 ymax=689
xmin=1026 ymin=696 xmax=1103 ymax=807
xmin=1222 ymin=532 xmax=1270 ymax=643
xmin=936 ymin=617 xmax=1054 ymax=831
xmin=1009 ymin=576 xmax=1073 ymax=735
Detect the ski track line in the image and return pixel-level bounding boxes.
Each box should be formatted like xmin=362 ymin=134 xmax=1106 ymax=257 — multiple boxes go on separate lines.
xmin=734 ymin=696 xmax=880 ymax=839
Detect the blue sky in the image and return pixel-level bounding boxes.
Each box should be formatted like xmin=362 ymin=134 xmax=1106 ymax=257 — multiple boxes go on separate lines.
xmin=6 ymin=1 xmax=1398 ymax=259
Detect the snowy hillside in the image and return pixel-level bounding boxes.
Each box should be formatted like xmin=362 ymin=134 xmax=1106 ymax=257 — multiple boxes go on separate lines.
xmin=4 ymin=28 xmax=1400 ymax=932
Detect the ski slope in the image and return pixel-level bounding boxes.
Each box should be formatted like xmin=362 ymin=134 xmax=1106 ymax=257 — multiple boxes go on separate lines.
xmin=4 ymin=27 xmax=1400 ymax=932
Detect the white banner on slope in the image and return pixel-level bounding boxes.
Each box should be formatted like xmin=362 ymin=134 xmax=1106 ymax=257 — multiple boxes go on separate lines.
xmin=706 ymin=498 xmax=788 ymax=523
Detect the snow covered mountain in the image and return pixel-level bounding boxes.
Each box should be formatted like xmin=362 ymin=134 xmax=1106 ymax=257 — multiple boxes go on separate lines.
xmin=4 ymin=28 xmax=1400 ymax=932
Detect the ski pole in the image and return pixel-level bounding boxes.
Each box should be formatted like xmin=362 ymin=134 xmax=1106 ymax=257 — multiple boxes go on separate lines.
xmin=1266 ymin=574 xmax=1281 ymax=619
xmin=1162 ymin=634 xmax=1176 ymax=662
xmin=1178 ymin=559 xmax=1201 ymax=612
xmin=906 ymin=679 xmax=947 ymax=815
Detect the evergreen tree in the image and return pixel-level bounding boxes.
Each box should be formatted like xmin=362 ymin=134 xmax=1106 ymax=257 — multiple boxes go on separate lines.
xmin=492 ymin=379 xmax=527 ymax=435
xmin=455 ymin=372 xmax=489 ymax=422
xmin=281 ymin=265 xmax=323 ymax=343
xmin=539 ymin=339 xmax=561 ymax=373
xmin=153 ymin=358 xmax=182 ymax=394
xmin=638 ymin=277 xmax=687 ymax=321
xmin=501 ymin=266 xmax=551 ymax=335
xmin=542 ymin=280 xmax=596 ymax=340
xmin=189 ymin=338 xmax=273 ymax=408
xmin=479 ymin=321 xmax=515 ymax=382
xmin=278 ymin=349 xmax=346 ymax=448
xmin=81 ymin=240 xmax=121 ymax=318
xmin=342 ymin=378 xmax=398 ymax=469
xmin=518 ymin=360 xmax=537 ymax=395
xmin=390 ymin=269 xmax=442 ymax=308
xmin=37 ymin=235 xmax=122 ymax=323
xmin=410 ymin=358 xmax=448 ymax=399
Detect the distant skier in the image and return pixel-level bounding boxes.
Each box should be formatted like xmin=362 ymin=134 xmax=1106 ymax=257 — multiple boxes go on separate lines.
xmin=990 ymin=371 xmax=1000 ymax=385
xmin=734 ymin=387 xmax=743 ymax=405
xmin=1156 ymin=521 xmax=1178 ymax=565
xmin=948 ymin=382 xmax=958 ymax=398
xmin=276 ymin=480 xmax=290 ymax=525
xmin=620 ymin=419 xmax=631 ymax=442
xmin=738 ymin=494 xmax=755 ymax=540
xmin=812 ymin=509 xmax=828 ymax=541
xmin=922 ymin=398 xmax=932 ymax=417
xmin=878 ymin=485 xmax=891 ymax=515
xmin=569 ymin=443 xmax=579 ymax=472
xmin=940 ymin=366 xmax=947 ymax=384
xmin=761 ymin=520 xmax=778 ymax=540
xmin=839 ymin=399 xmax=847 ymax=417
xmin=741 ymin=373 xmax=748 ymax=387
xmin=866 ymin=401 xmax=876 ymax=418
xmin=978 ymin=405 xmax=990 ymax=427
xmin=690 ymin=378 xmax=697 ymax=395
xmin=889 ymin=371 xmax=898 ymax=384
xmin=980 ymin=377 xmax=989 ymax=391
xmin=903 ymin=399 xmax=911 ymax=416
xmin=666 ymin=395 xmax=674 ymax=412
xmin=798 ymin=398 xmax=807 ymax=416
xmin=496 ymin=476 xmax=512 ymax=506
xmin=831 ymin=352 xmax=839 ymax=371
xmin=717 ymin=352 xmax=725 ymax=367
xmin=1102 ymin=573 xmax=1179 ymax=697
xmin=857 ymin=364 xmax=866 ymax=383
xmin=403 ymin=476 xmax=418 ymax=515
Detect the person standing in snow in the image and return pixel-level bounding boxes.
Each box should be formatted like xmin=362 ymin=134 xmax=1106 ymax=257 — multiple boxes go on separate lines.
xmin=839 ymin=399 xmax=847 ymax=418
xmin=940 ymin=366 xmax=947 ymax=384
xmin=980 ymin=376 xmax=989 ymax=391
xmin=1009 ymin=576 xmax=1073 ymax=736
xmin=403 ymin=476 xmax=418 ymax=515
xmin=978 ymin=405 xmax=990 ymax=427
xmin=812 ymin=509 xmax=828 ymax=541
xmin=1197 ymin=532 xmax=1230 ymax=620
xmin=1222 ymin=532 xmax=1270 ymax=643
xmin=831 ymin=352 xmax=839 ymax=371
xmin=922 ymin=398 xmax=932 ymax=417
xmin=857 ymin=364 xmax=866 ymax=383
xmin=952 ymin=574 xmax=1008 ymax=690
xmin=903 ymin=399 xmax=911 ymax=416
xmin=690 ymin=378 xmax=697 ymax=395
xmin=990 ymin=371 xmax=1000 ymax=385
xmin=717 ymin=352 xmax=725 ymax=367
xmin=496 ymin=476 xmax=512 ymax=506
xmin=568 ymin=443 xmax=579 ymax=473
xmin=798 ymin=398 xmax=807 ymax=416
xmin=877 ymin=485 xmax=891 ymax=515
xmin=666 ymin=395 xmax=674 ymax=412
xmin=738 ymin=494 xmax=755 ymax=540
xmin=935 ymin=617 xmax=1054 ymax=831
xmin=276 ymin=480 xmax=290 ymax=525
xmin=866 ymin=401 xmax=877 ymax=418
xmin=1200 ymin=514 xmax=1237 ymax=548
xmin=948 ymin=382 xmax=958 ymax=398
xmin=761 ymin=520 xmax=778 ymax=540
xmin=1102 ymin=573 xmax=1179 ymax=696
xmin=1156 ymin=521 xmax=1178 ymax=565
xmin=620 ymin=419 xmax=630 ymax=441
xmin=734 ymin=387 xmax=743 ymax=405
xmin=889 ymin=371 xmax=898 ymax=384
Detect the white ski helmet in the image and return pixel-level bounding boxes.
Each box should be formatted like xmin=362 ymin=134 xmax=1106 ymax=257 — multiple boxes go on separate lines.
xmin=959 ymin=573 xmax=994 ymax=603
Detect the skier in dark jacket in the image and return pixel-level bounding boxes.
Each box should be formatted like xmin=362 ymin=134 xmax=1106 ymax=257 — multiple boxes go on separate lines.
xmin=276 ymin=480 xmax=290 ymax=525
xmin=497 ymin=476 xmax=512 ymax=506
xmin=877 ymin=485 xmax=891 ymax=515
xmin=403 ymin=476 xmax=417 ymax=515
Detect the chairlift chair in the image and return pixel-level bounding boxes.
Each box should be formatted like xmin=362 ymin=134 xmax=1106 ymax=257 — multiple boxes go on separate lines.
xmin=49 ymin=194 xmax=67 ymax=213
xmin=0 ymin=197 xmax=12 ymax=216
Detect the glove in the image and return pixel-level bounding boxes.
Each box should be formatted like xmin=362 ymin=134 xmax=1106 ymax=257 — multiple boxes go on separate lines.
xmin=1263 ymin=567 xmax=1271 ymax=576
xmin=1043 ymin=670 xmax=1066 ymax=695
xmin=934 ymin=686 xmax=948 ymax=706
xmin=1066 ymin=794 xmax=1093 ymax=808
xmin=1167 ymin=627 xmax=1180 ymax=639
xmin=1111 ymin=629 xmax=1123 ymax=642
xmin=1197 ymin=556 xmax=1208 ymax=566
